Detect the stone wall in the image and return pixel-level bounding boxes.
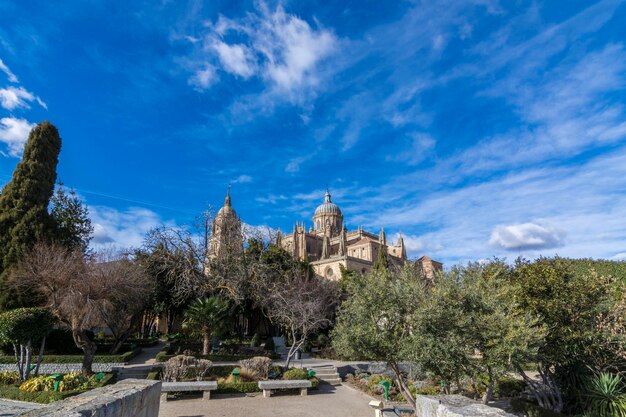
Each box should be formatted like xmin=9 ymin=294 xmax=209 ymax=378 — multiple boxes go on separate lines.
xmin=0 ymin=363 xmax=123 ymax=373
xmin=415 ymin=395 xmax=516 ymax=417
xmin=19 ymin=379 xmax=161 ymax=417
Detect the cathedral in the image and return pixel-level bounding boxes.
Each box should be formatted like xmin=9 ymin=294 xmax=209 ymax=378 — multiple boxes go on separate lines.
xmin=208 ymin=188 xmax=442 ymax=280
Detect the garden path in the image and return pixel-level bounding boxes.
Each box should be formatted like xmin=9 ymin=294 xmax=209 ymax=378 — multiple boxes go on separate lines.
xmin=115 ymin=341 xmax=167 ymax=380
xmin=158 ymin=382 xmax=375 ymax=417
xmin=0 ymin=398 xmax=44 ymax=417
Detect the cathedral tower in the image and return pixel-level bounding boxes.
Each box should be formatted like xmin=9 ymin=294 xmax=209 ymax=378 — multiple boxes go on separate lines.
xmin=312 ymin=190 xmax=343 ymax=237
xmin=208 ymin=186 xmax=243 ymax=259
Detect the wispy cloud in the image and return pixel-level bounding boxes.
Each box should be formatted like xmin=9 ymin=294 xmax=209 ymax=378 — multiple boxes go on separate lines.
xmin=184 ymin=2 xmax=337 ymax=102
xmin=0 ymin=117 xmax=35 ymax=157
xmin=233 ymin=174 xmax=253 ymax=183
xmin=0 ymin=86 xmax=46 ymax=110
xmin=0 ymin=58 xmax=18 ymax=83
xmin=89 ymin=206 xmax=171 ymax=250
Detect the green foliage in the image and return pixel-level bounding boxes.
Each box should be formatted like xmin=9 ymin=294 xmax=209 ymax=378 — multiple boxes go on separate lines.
xmin=282 ymin=368 xmax=309 ymax=380
xmin=509 ymin=399 xmax=565 ymax=417
xmin=373 ymin=244 xmax=389 ymax=271
xmin=583 ymin=372 xmax=626 ymax=417
xmin=0 ymin=308 xmax=55 ymax=345
xmin=250 ymin=333 xmax=260 ymax=348
xmin=49 ymin=185 xmax=93 ymax=252
xmin=216 ymin=381 xmax=260 ymax=393
xmin=494 ymin=376 xmax=526 ymax=398
xmin=183 ymin=297 xmax=231 ymax=338
xmin=412 ymin=385 xmax=440 ymax=396
xmin=0 ymin=347 xmax=140 ymax=364
xmin=0 ymin=370 xmax=19 ymax=384
xmin=367 ymin=374 xmax=393 ymax=390
xmin=0 ymin=121 xmax=61 ymax=309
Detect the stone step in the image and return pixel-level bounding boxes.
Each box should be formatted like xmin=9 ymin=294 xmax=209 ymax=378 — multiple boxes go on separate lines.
xmin=319 ymin=378 xmax=342 ymax=385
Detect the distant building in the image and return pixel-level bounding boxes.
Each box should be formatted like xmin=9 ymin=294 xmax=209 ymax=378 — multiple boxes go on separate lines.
xmin=278 ymin=190 xmax=442 ymax=280
xmin=208 ymin=186 xmax=243 ymax=260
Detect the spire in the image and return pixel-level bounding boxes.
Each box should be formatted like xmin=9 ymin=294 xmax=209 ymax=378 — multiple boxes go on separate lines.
xmin=398 ymin=233 xmax=407 ymax=259
xmin=224 ymin=183 xmax=232 ymax=207
xmin=339 ymin=227 xmax=347 ymax=257
xmin=379 ymin=227 xmax=386 ymax=246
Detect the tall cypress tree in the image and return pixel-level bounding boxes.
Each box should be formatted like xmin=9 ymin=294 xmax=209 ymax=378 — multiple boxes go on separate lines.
xmin=0 ymin=121 xmax=61 ymax=308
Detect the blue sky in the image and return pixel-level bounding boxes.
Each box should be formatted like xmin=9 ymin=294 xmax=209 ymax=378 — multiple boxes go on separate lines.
xmin=1 ymin=0 xmax=626 ymax=265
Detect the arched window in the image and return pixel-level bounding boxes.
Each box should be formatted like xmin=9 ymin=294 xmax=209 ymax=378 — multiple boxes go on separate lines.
xmin=317 ymin=220 xmax=321 ymax=230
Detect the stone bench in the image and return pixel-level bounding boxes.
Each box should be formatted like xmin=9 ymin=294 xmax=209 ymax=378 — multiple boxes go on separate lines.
xmin=258 ymin=380 xmax=312 ymax=398
xmin=161 ymin=381 xmax=218 ymax=402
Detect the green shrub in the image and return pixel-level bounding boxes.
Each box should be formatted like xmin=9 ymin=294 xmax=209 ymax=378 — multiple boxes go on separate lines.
xmin=0 ymin=347 xmax=140 ymax=365
xmin=583 ymin=372 xmax=626 ymax=417
xmin=367 ymin=374 xmax=393 ymax=390
xmin=283 ymin=368 xmax=309 ymax=380
xmin=412 ymin=385 xmax=440 ymax=396
xmin=146 ymin=370 xmax=161 ymax=380
xmin=495 ymin=376 xmax=525 ymax=398
xmin=510 ymin=399 xmax=565 ymax=417
xmin=216 ymin=381 xmax=260 ymax=393
xmin=0 ymin=370 xmax=19 ymax=384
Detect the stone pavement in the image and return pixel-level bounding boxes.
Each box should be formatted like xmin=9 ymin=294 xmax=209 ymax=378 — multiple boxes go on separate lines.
xmin=159 ymin=383 xmax=375 ymax=417
xmin=115 ymin=341 xmax=167 ymax=380
xmin=0 ymin=399 xmax=44 ymax=417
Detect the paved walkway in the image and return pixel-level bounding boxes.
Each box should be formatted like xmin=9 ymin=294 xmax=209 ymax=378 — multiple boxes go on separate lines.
xmin=116 ymin=341 xmax=167 ymax=380
xmin=158 ymin=383 xmax=375 ymax=417
xmin=0 ymin=398 xmax=44 ymax=417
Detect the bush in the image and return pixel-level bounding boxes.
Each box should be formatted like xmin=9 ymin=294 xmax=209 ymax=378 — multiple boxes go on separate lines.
xmin=239 ymin=357 xmax=273 ymax=379
xmin=0 ymin=347 xmax=140 ymax=365
xmin=412 ymin=385 xmax=440 ymax=396
xmin=282 ymin=368 xmax=309 ymax=380
xmin=495 ymin=376 xmax=526 ymax=398
xmin=18 ymin=372 xmax=100 ymax=392
xmin=510 ymin=399 xmax=565 ymax=417
xmin=0 ymin=370 xmax=19 ymax=384
xmin=367 ymin=374 xmax=393 ymax=390
xmin=216 ymin=381 xmax=260 ymax=394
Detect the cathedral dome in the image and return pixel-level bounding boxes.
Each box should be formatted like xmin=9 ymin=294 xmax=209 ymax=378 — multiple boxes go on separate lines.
xmin=314 ymin=191 xmax=342 ymax=216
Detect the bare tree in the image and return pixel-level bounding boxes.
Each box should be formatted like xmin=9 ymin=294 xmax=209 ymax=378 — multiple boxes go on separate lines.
xmin=92 ymin=253 xmax=151 ymax=353
xmin=259 ymin=265 xmax=339 ymax=368
xmin=12 ymin=243 xmax=105 ymax=375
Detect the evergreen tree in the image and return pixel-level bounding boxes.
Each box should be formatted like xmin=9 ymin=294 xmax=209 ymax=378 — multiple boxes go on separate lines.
xmin=373 ymin=244 xmax=389 ymax=271
xmin=0 ymin=121 xmax=61 ymax=309
xmin=50 ymin=185 xmax=93 ymax=252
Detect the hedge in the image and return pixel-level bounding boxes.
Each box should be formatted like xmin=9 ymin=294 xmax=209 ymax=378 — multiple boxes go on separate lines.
xmin=216 ymin=382 xmax=260 ymax=394
xmin=155 ymin=353 xmax=278 ymax=363
xmin=0 ymin=348 xmax=141 ymax=364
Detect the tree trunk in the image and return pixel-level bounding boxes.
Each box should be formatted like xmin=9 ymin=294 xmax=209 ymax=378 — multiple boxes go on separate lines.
xmin=34 ymin=336 xmax=46 ymax=376
xmin=482 ymin=372 xmax=494 ymax=404
xmin=24 ymin=339 xmax=32 ymax=380
xmin=202 ymin=329 xmax=210 ymax=356
xmin=516 ymin=364 xmax=563 ymax=413
xmin=390 ymin=361 xmax=415 ymax=406
xmin=73 ymin=329 xmax=97 ymax=375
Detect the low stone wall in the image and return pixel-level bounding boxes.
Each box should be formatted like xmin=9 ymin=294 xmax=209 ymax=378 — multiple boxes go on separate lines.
xmin=0 ymin=363 xmax=123 ymax=373
xmin=19 ymin=379 xmax=161 ymax=417
xmin=415 ymin=395 xmax=516 ymax=417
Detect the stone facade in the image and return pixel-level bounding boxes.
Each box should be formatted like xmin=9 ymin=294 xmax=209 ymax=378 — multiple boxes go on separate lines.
xmin=207 ymin=186 xmax=243 ymax=260
xmin=278 ymin=191 xmax=442 ymax=280
xmin=208 ymin=188 xmax=442 ymax=280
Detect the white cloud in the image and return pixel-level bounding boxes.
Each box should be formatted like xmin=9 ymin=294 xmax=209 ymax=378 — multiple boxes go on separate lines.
xmin=0 ymin=58 xmax=18 ymax=83
xmin=188 ymin=64 xmax=217 ymax=90
xmin=191 ymin=2 xmax=337 ymax=98
xmin=89 ymin=206 xmax=168 ymax=250
xmin=0 ymin=117 xmax=35 ymax=157
xmin=0 ymin=86 xmax=35 ymax=110
xmin=256 ymin=193 xmax=287 ymax=204
xmin=489 ymin=223 xmax=566 ymax=251
xmin=212 ymin=41 xmax=256 ymax=78
xmin=610 ymin=252 xmax=626 ymax=261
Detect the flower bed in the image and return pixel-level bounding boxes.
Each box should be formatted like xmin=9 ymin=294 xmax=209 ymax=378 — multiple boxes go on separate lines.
xmin=0 ymin=372 xmax=115 ymax=404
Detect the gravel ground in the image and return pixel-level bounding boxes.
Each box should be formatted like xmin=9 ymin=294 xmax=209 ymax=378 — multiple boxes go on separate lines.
xmin=159 ymin=383 xmax=376 ymax=417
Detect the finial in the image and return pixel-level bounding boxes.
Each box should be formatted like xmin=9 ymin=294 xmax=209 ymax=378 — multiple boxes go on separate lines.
xmin=325 ymin=189 xmax=331 ymax=203
xmin=224 ymin=183 xmax=232 ymax=206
